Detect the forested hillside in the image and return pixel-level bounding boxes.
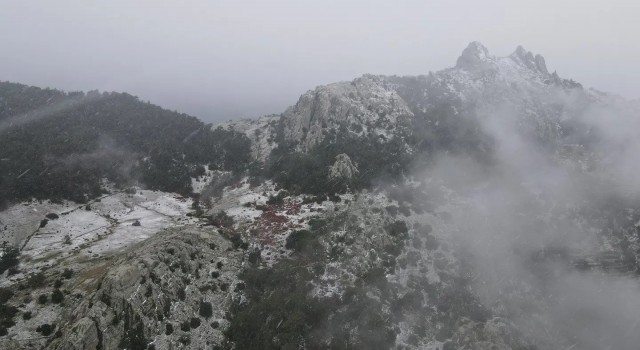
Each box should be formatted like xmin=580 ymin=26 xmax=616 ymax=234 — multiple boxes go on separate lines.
xmin=0 ymin=82 xmax=252 ymax=208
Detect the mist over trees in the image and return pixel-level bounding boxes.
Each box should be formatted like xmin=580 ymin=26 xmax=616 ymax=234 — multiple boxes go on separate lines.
xmin=0 ymin=82 xmax=252 ymax=207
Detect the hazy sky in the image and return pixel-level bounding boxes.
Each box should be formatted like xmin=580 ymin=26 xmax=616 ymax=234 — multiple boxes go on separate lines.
xmin=1 ymin=0 xmax=638 ymax=123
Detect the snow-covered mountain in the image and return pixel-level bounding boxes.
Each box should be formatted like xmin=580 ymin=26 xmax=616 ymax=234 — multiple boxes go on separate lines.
xmin=2 ymin=42 xmax=640 ymax=350
xmin=225 ymin=41 xmax=637 ymax=166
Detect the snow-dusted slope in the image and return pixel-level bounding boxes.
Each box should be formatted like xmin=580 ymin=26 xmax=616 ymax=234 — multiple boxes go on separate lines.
xmin=0 ymin=189 xmax=196 ymax=276
xmin=217 ymin=42 xmax=620 ymax=156
xmin=2 ymin=41 xmax=640 ymax=350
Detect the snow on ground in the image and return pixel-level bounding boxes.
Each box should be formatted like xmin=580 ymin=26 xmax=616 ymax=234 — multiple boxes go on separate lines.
xmin=0 ymin=201 xmax=76 ymax=247
xmin=216 ymin=115 xmax=279 ymax=161
xmin=204 ymin=178 xmax=339 ymax=263
xmin=191 ymin=165 xmax=216 ymax=194
xmin=1 ymin=188 xmax=196 ymax=275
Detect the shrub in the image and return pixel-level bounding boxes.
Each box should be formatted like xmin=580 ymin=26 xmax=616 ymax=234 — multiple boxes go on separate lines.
xmin=61 ymin=268 xmax=73 ymax=279
xmin=0 ymin=288 xmax=13 ymax=304
xmin=209 ymin=211 xmax=234 ymax=228
xmin=51 ymin=289 xmax=64 ymax=304
xmin=285 ymin=230 xmax=315 ymax=252
xmin=36 ymin=323 xmax=55 ymax=336
xmin=308 ymin=218 xmax=326 ymax=231
xmin=0 ymin=304 xmax=18 ymax=329
xmin=27 ymin=272 xmax=46 ymax=288
xmin=221 ymin=231 xmax=246 ymax=250
xmin=38 ymin=294 xmax=48 ymax=304
xmin=165 ymin=323 xmax=173 ymax=335
xmin=248 ymin=249 xmax=261 ymax=265
xmin=266 ymin=192 xmax=286 ymax=205
xmin=199 ymin=301 xmax=213 ymax=319
xmin=190 ymin=317 xmax=201 ymax=329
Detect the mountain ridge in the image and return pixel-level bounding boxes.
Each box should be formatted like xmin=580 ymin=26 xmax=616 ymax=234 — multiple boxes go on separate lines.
xmin=221 ymin=41 xmax=594 ymax=163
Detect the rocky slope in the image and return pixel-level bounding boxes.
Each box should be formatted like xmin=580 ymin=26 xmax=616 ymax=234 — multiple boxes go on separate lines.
xmin=2 ymin=42 xmax=640 ymax=350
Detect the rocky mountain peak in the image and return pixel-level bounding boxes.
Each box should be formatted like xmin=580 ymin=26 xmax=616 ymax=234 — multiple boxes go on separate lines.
xmin=510 ymin=45 xmax=548 ymax=74
xmin=455 ymin=41 xmax=493 ymax=71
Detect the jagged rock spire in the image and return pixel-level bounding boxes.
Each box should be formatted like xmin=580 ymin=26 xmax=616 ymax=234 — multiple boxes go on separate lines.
xmin=456 ymin=42 xmax=550 ymax=76
xmin=510 ymin=45 xmax=548 ymax=74
xmin=455 ymin=41 xmax=493 ymax=71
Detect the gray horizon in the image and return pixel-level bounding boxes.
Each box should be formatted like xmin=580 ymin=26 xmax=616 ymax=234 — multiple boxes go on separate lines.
xmin=1 ymin=0 xmax=639 ymax=123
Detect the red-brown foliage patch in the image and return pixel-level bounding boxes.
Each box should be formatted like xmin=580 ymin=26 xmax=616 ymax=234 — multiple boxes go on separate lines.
xmin=250 ymin=199 xmax=303 ymax=245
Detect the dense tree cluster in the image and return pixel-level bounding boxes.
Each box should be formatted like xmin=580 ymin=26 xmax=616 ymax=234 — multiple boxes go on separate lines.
xmin=267 ymin=125 xmax=414 ymax=195
xmin=0 ymin=82 xmax=252 ymax=207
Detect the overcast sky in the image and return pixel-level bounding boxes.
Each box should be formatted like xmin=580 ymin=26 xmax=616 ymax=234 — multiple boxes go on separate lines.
xmin=1 ymin=0 xmax=638 ymax=123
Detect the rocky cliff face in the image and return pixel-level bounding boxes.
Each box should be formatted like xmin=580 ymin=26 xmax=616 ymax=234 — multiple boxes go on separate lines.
xmin=279 ymin=75 xmax=415 ymax=150
xmin=54 ymin=227 xmax=243 ymax=350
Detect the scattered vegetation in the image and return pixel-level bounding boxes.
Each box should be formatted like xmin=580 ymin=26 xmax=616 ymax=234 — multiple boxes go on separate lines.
xmin=226 ymin=214 xmax=406 ymax=349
